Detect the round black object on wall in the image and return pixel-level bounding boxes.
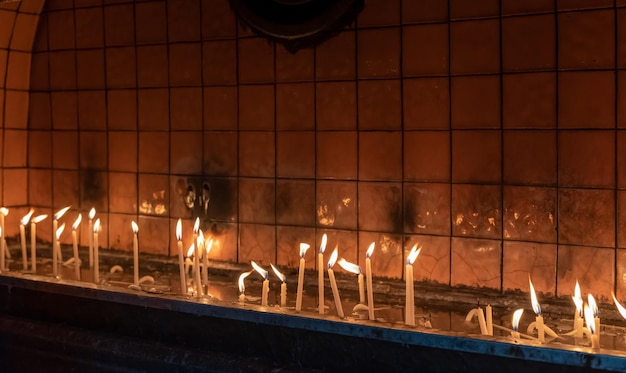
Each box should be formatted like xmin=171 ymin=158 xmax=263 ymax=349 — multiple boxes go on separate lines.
xmin=230 ymin=0 xmax=363 ymax=53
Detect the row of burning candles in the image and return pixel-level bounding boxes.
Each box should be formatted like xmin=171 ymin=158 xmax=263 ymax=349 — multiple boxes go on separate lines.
xmin=8 ymin=207 xmax=626 ymax=350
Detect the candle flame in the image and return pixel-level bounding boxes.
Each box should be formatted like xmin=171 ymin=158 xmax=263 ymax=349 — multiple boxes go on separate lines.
xmin=20 ymin=209 xmax=34 ymax=225
xmin=205 ymin=239 xmax=213 ymax=256
xmin=186 ymin=244 xmax=195 ymax=258
xmin=271 ymin=264 xmax=286 ymax=283
xmin=55 ymin=223 xmax=65 ymax=240
xmin=588 ymin=294 xmax=598 ymax=318
xmin=72 ymin=214 xmax=82 ymax=230
xmin=32 ymin=214 xmax=47 ymax=224
xmin=299 ymin=243 xmax=310 ymax=258
xmin=176 ymin=219 xmax=182 ymax=241
xmin=573 ymin=280 xmax=583 ymax=317
xmin=197 ymin=230 xmax=205 ymax=256
xmin=93 ymin=218 xmax=101 ymax=233
xmin=54 ymin=206 xmax=70 ymax=220
xmin=337 ymin=258 xmax=361 ymax=274
xmin=0 ymin=207 xmax=8 ymax=216
xmin=89 ymin=207 xmax=96 ymax=220
xmin=529 ymin=277 xmax=541 ymax=316
xmin=131 ymin=221 xmax=138 ymax=234
xmin=512 ymin=308 xmax=524 ymax=332
xmin=612 ymin=292 xmax=626 ymax=320
xmin=251 ymin=261 xmax=268 ymax=279
xmin=327 ymin=246 xmax=338 ymax=268
xmin=319 ymin=234 xmax=327 ymax=254
xmin=193 ymin=217 xmax=200 ymax=234
xmin=365 ymin=242 xmax=375 ymax=258
xmin=406 ymin=244 xmax=421 ymax=265
xmin=238 ymin=270 xmax=253 ymax=294
xmin=584 ymin=304 xmax=596 ymax=335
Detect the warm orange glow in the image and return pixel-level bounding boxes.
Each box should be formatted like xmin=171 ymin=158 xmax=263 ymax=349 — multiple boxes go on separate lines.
xmin=299 ymin=243 xmax=310 ymax=258
xmin=88 ymin=208 xmax=96 ymax=220
xmin=512 ymin=308 xmax=524 ymax=331
xmin=176 ymin=219 xmax=182 ymax=241
xmin=337 ymin=258 xmax=361 ymax=274
xmin=407 ymin=244 xmax=421 ymax=265
xmin=584 ymin=304 xmax=596 ymax=335
xmin=238 ymin=270 xmax=253 ymax=294
xmin=573 ymin=280 xmax=583 ymax=317
xmin=20 ymin=209 xmax=34 ymax=225
xmin=319 ymin=234 xmax=327 ymax=254
xmin=0 ymin=207 xmax=8 ymax=216
xmin=131 ymin=221 xmax=138 ymax=234
xmin=612 ymin=292 xmax=626 ymax=320
xmin=327 ymin=247 xmax=339 ymax=268
xmin=529 ymin=277 xmax=541 ymax=316
xmin=93 ymin=218 xmax=101 ymax=233
xmin=251 ymin=261 xmax=268 ymax=279
xmin=271 ymin=264 xmax=286 ymax=283
xmin=205 ymin=239 xmax=213 ymax=255
xmin=32 ymin=214 xmax=47 ymax=224
xmin=365 ymin=242 xmax=375 ymax=258
xmin=55 ymin=223 xmax=65 ymax=240
xmin=54 ymin=206 xmax=70 ymax=220
xmin=72 ymin=214 xmax=82 ymax=231
xmin=193 ymin=217 xmax=200 ymax=234
xmin=197 ymin=230 xmax=205 ymax=258
xmin=588 ymin=294 xmax=598 ymax=318
xmin=186 ymin=244 xmax=195 ymax=258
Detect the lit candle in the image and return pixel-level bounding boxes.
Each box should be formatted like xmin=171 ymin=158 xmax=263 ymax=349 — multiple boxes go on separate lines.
xmin=588 ymin=294 xmax=600 ymax=345
xmin=318 ymin=234 xmax=327 ymax=314
xmin=584 ymin=304 xmax=599 ymax=350
xmin=0 ymin=207 xmax=9 ymax=269
xmin=72 ymin=214 xmax=82 ymax=280
xmin=511 ymin=308 xmax=524 ymax=342
xmin=53 ymin=206 xmax=70 ymax=263
xmin=365 ymin=242 xmax=375 ymax=320
xmin=296 ymin=243 xmax=310 ymax=312
xmin=271 ymin=264 xmax=287 ymax=307
xmin=53 ymin=223 xmax=65 ymax=277
xmin=185 ymin=244 xmax=194 ymax=279
xmin=30 ymin=214 xmax=47 ymax=273
xmin=192 ymin=218 xmax=203 ymax=296
xmin=88 ymin=208 xmax=95 ymax=268
xmin=612 ymin=292 xmax=626 ymax=320
xmin=529 ymin=277 xmax=545 ymax=343
xmin=573 ymin=280 xmax=584 ymax=338
xmin=405 ymin=244 xmax=421 ymax=326
xmin=19 ymin=209 xmax=34 ymax=271
xmin=251 ymin=261 xmax=269 ymax=307
xmin=131 ymin=221 xmax=139 ymax=287
xmin=175 ymin=219 xmax=186 ymax=295
xmin=338 ymin=258 xmax=364 ymax=304
xmin=238 ymin=270 xmax=253 ymax=305
xmin=0 ymin=227 xmax=4 ymax=272
xmin=93 ymin=218 xmax=101 ymax=284
xmin=327 ymin=247 xmax=344 ymax=318
xmin=486 ymin=304 xmax=493 ymax=336
xmin=198 ymin=232 xmax=207 ymax=287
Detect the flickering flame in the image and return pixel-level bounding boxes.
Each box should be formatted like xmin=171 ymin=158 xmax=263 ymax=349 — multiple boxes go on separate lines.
xmin=54 ymin=206 xmax=70 ymax=220
xmin=584 ymin=304 xmax=596 ymax=335
xmin=193 ymin=217 xmax=200 ymax=234
xmin=271 ymin=264 xmax=286 ymax=283
xmin=238 ymin=270 xmax=253 ymax=294
xmin=20 ymin=209 xmax=34 ymax=225
xmin=0 ymin=207 xmax=8 ymax=216
xmin=55 ymin=223 xmax=65 ymax=240
xmin=89 ymin=208 xmax=96 ymax=220
xmin=205 ymin=239 xmax=213 ymax=256
xmin=327 ymin=247 xmax=338 ymax=269
xmin=131 ymin=221 xmax=138 ymax=234
xmin=588 ymin=294 xmax=598 ymax=318
xmin=365 ymin=242 xmax=375 ymax=258
xmin=72 ymin=214 xmax=82 ymax=231
xmin=612 ymin=292 xmax=626 ymax=320
xmin=573 ymin=280 xmax=583 ymax=317
xmin=337 ymin=258 xmax=361 ymax=274
xmin=197 ymin=230 xmax=205 ymax=258
xmin=407 ymin=244 xmax=421 ymax=265
xmin=176 ymin=219 xmax=182 ymax=241
xmin=319 ymin=234 xmax=327 ymax=254
xmin=186 ymin=244 xmax=195 ymax=258
xmin=512 ymin=308 xmax=524 ymax=332
xmin=93 ymin=219 xmax=101 ymax=233
xmin=529 ymin=277 xmax=541 ymax=316
xmin=32 ymin=214 xmax=47 ymax=224
xmin=251 ymin=261 xmax=268 ymax=279
xmin=299 ymin=243 xmax=310 ymax=258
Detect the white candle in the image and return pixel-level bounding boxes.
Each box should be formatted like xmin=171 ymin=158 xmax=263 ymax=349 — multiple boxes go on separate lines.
xmin=337 ymin=258 xmax=364 ymax=304
xmin=192 ymin=218 xmax=202 ymax=296
xmin=31 ymin=214 xmax=47 ymax=273
xmin=588 ymin=294 xmax=600 ymax=345
xmin=296 ymin=243 xmax=310 ymax=312
xmin=185 ymin=244 xmax=194 ymax=279
xmin=464 ymin=307 xmax=487 ymax=335
xmin=573 ymin=280 xmax=583 ymax=338
xmin=327 ymin=248 xmax=344 ymax=318
xmin=0 ymin=227 xmax=4 ymax=272
xmin=365 ymin=242 xmax=375 ymax=320
xmin=0 ymin=208 xmax=8 ymax=270
xmin=72 ymin=214 xmax=82 ymax=280
xmin=251 ymin=261 xmax=269 ymax=306
xmin=53 ymin=207 xmax=70 ymax=264
xmin=486 ymin=304 xmax=493 ymax=336
xmin=20 ymin=209 xmax=34 ymax=271
xmin=512 ymin=308 xmax=524 ymax=342
xmin=529 ymin=278 xmax=544 ymax=342
xmin=88 ymin=208 xmax=95 ymax=268
xmin=93 ymin=219 xmax=100 ymax=284
xmin=238 ymin=270 xmax=252 ymax=305
xmin=271 ymin=264 xmax=287 ymax=307
xmin=405 ymin=244 xmax=421 ymax=326
xmin=318 ymin=234 xmax=327 ymax=314
xmin=584 ymin=304 xmax=599 ymax=349
xmin=131 ymin=221 xmax=139 ymax=286
xmin=176 ymin=219 xmax=186 ymax=295
xmin=53 ymin=223 xmax=65 ymax=277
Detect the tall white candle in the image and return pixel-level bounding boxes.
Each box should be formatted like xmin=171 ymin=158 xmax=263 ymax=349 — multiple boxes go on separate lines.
xmin=53 ymin=207 xmax=70 ymax=263
xmin=251 ymin=261 xmax=269 ymax=306
xmin=588 ymin=294 xmax=600 ymax=345
xmin=512 ymin=308 xmax=524 ymax=342
xmin=192 ymin=218 xmax=202 ymax=296
xmin=327 ymin=248 xmax=344 ymax=318
xmin=88 ymin=208 xmax=95 ymax=268
xmin=176 ymin=219 xmax=186 ymax=295
xmin=0 ymin=208 xmax=8 ymax=268
xmin=528 ymin=278 xmax=545 ymax=342
xmin=584 ymin=304 xmax=599 ymax=349
xmin=131 ymin=221 xmax=139 ymax=287
xmin=238 ymin=270 xmax=253 ymax=305
xmin=337 ymin=258 xmax=364 ymax=304
xmin=271 ymin=264 xmax=287 ymax=307
xmin=20 ymin=209 xmax=34 ymax=271
xmin=72 ymin=214 xmax=82 ymax=280
xmin=93 ymin=219 xmax=100 ymax=284
xmin=405 ymin=244 xmax=421 ymax=326
xmin=197 ymin=232 xmax=206 ymax=287
xmin=296 ymin=243 xmax=310 ymax=312
xmin=53 ymin=223 xmax=65 ymax=277
xmin=31 ymin=214 xmax=47 ymax=273
xmin=318 ymin=234 xmax=327 ymax=314
xmin=0 ymin=227 xmax=4 ymax=272
xmin=573 ymin=280 xmax=583 ymax=338
xmin=365 ymin=242 xmax=375 ymax=320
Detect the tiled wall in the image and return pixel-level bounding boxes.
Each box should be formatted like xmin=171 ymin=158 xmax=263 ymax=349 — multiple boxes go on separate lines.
xmin=5 ymin=0 xmax=626 ymax=300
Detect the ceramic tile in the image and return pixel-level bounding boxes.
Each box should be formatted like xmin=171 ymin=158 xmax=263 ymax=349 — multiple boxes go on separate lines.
xmin=11 ymin=13 xmax=39 ymax=52
xmin=451 ymin=130 xmax=501 ymax=183
xmin=401 ymin=0 xmax=448 ymax=23
xmin=52 ymin=131 xmax=78 ymax=169
xmin=169 ymin=177 xmax=193 ymax=219
xmin=616 ymin=250 xmax=626 ymax=299
xmin=276 ymin=131 xmax=315 ymax=178
xmin=201 ymin=0 xmax=236 ymax=39
xmin=30 ymin=53 xmax=49 ymax=90
xmin=315 ymin=31 xmax=355 ymax=80
xmin=358 ymin=231 xmax=403 ymax=279
xmin=238 ymin=223 xmax=276 ymax=266
xmin=558 ymin=188 xmax=615 ymax=248
xmin=316 ymin=228 xmax=358 ymax=265
xmin=503 ymin=186 xmax=557 ymax=243
xmin=402 ymin=24 xmax=448 ymax=76
xmin=502 ymin=241 xmax=556 ymax=295
xmin=203 ymin=177 xmax=238 ymax=222
xmin=138 ymin=173 xmax=169 ymax=216
xmin=204 ymin=86 xmax=238 ymax=130
xmin=357 ymin=79 xmax=401 ymax=130
xmin=5 ymin=91 xmax=29 ymax=130
xmin=135 ymin=1 xmax=167 ymax=45
xmin=620 ymin=132 xmax=626 ymax=188
xmin=503 ymin=130 xmax=556 ymax=185
xmin=558 ymin=130 xmax=615 ymax=188
xmin=200 ymin=222 xmax=237 ymax=263
xmin=451 ymin=184 xmax=501 ymax=240
xmin=202 ymin=40 xmax=237 ymax=84
xmin=170 ymin=87 xmax=202 ymax=131
xmin=80 ymin=170 xmax=108 ymax=213
xmin=203 ymin=131 xmax=237 ymax=176
xmin=138 ymin=131 xmax=169 ymax=173
xmin=316 ymin=131 xmax=357 ymax=180
xmin=503 ymin=72 xmax=556 ymax=129
xmin=558 ymin=71 xmax=615 ymax=129
xmin=405 ymin=235 xmax=450 ymax=285
xmin=169 ymin=43 xmax=202 ymax=86
xmin=451 ymin=237 xmax=502 ymax=290
xmin=276 ymin=83 xmax=314 ymax=130
xmin=29 ymin=93 xmax=51 ymax=130
xmin=106 ymin=47 xmax=136 ymax=89
xmin=170 ymin=131 xmax=202 ymax=175
xmin=316 ymin=180 xmax=357 ymax=230
xmin=138 ymin=89 xmax=169 ymax=130
xmin=3 ymin=129 xmax=27 ymax=167
xmin=104 ymin=4 xmax=134 ymax=47
xmin=167 ymin=0 xmax=201 ymax=42
xmin=28 ymin=130 xmax=51 ymax=168
xmin=137 ymin=216 xmax=169 ymax=255
xmin=276 ymin=225 xmax=316 ymax=269
xmin=558 ymin=9 xmax=615 ymax=70
xmin=137 ymin=45 xmax=168 ymax=88
xmin=49 ymin=50 xmax=76 ymax=90
xmin=108 ymin=131 xmax=137 ymax=172
xmin=316 ymin=81 xmax=357 ymax=130
xmin=502 ymin=14 xmax=555 ymax=72
xmin=108 ymin=172 xmax=137 ymax=214
xmin=238 ymin=84 xmax=275 ymax=130
xmin=239 ymin=178 xmax=275 ymax=224
xmin=3 ymin=169 xmax=27 ymax=206
xmin=502 ymin=0 xmax=554 ymax=14
xmin=451 ymin=75 xmax=500 ymax=129
xmin=238 ymin=37 xmax=274 ymax=83
xmin=450 ymin=0 xmax=499 ymax=19
xmin=358 ymin=182 xmax=402 ymax=233
xmin=358 ymin=0 xmax=400 ymax=27
xmin=77 ymin=90 xmax=106 ymax=130
xmin=239 ymin=131 xmax=275 ymax=177
xmin=404 ymin=183 xmax=450 ymax=236
xmin=108 ymin=213 xmax=134 ymax=252
xmin=404 ymin=131 xmax=450 ymax=182
xmin=28 ymin=169 xmax=52 ymax=207
xmin=79 ymin=131 xmax=107 ymax=169
xmin=77 ymin=50 xmax=106 ymax=89
xmin=6 ymin=51 xmax=31 ymax=90
xmin=450 ymin=19 xmax=500 ymax=74
xmin=557 ymin=245 xmax=614 ymax=299
xmin=357 ymin=27 xmax=400 ymax=78
xmin=276 ymin=45 xmax=314 ymax=82
xmin=107 ymin=90 xmax=137 ymax=130
xmin=403 ymin=77 xmax=449 ymax=130
xmin=75 ymin=7 xmax=104 ymax=49
xmin=276 ymin=180 xmax=315 ymax=226
xmin=358 ymin=131 xmax=402 ymax=181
